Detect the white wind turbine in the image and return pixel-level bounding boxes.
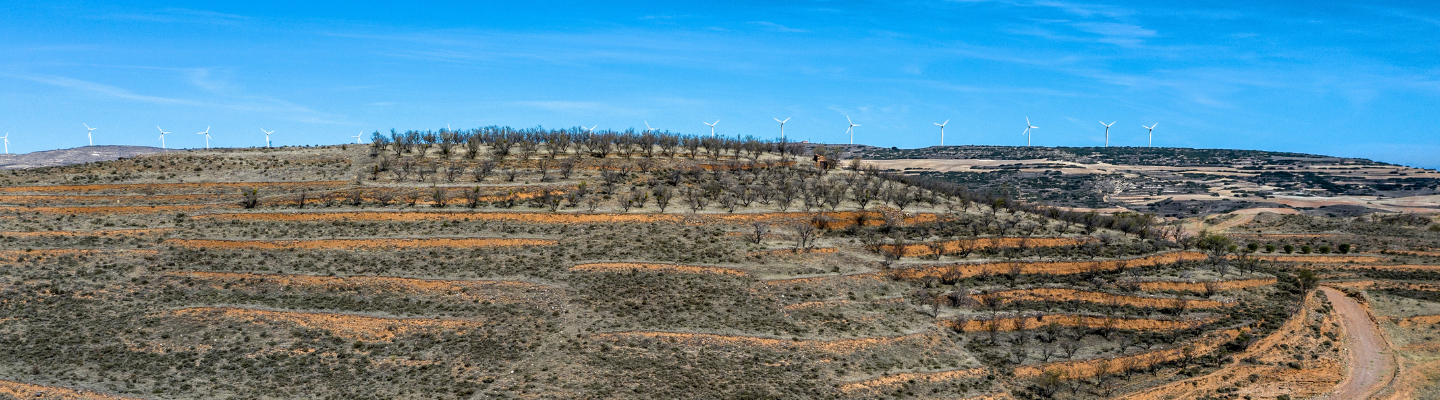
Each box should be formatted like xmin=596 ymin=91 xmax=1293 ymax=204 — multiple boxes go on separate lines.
xmin=156 ymin=126 xmax=169 ymax=149
xmin=83 ymin=123 xmax=97 ymax=146
xmin=934 ymin=120 xmax=949 ymax=146
xmin=583 ymin=125 xmax=598 ymax=134
xmin=2 ymin=133 xmax=9 ymax=154
xmin=703 ymin=120 xmax=719 ymax=137
xmin=643 ymin=121 xmax=657 ymax=133
xmin=1100 ymin=121 xmax=1116 ymax=147
xmin=846 ymin=116 xmax=860 ymax=144
xmin=260 ymin=129 xmax=273 ymax=148
xmin=1143 ymin=123 xmax=1158 ymax=147
xmin=773 ymin=117 xmax=790 ymax=140
xmin=1022 ymin=117 xmax=1038 ymax=147
xmin=352 ymin=131 xmax=364 ymax=144
xmin=197 ymin=126 xmax=212 ymax=149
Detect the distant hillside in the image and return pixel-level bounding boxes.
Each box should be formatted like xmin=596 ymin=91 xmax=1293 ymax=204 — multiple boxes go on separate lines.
xmin=0 ymin=145 xmax=168 ymax=170
xmin=847 ymin=145 xmax=1391 ymax=168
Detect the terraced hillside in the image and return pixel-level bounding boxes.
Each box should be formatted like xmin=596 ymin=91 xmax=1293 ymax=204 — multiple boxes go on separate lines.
xmin=1 ymin=131 xmax=1435 ymax=399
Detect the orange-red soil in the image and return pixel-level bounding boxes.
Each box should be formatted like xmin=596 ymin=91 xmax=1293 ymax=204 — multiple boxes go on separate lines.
xmin=894 ymin=251 xmax=1208 ymax=280
xmin=883 ymin=237 xmax=1090 ymax=257
xmin=943 ymin=314 xmax=1214 ymax=332
xmin=1131 ymin=277 xmax=1277 ymax=293
xmin=0 ymin=379 xmax=142 ymax=400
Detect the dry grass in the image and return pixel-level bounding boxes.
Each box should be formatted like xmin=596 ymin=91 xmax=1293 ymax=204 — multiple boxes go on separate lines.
xmin=1397 ymin=315 xmax=1440 ymax=327
xmin=0 ymin=181 xmax=350 ymax=194
xmin=163 ymin=237 xmax=556 ymax=250
xmin=0 ymin=204 xmax=230 ymax=214
xmin=587 ymin=331 xmax=942 ymax=355
xmin=161 ymin=271 xmax=559 ymax=305
xmin=195 ymin=210 xmax=943 ymax=227
xmin=1241 ymin=254 xmax=1387 ymax=263
xmin=569 ymin=262 xmax=749 ymax=276
xmin=166 ymin=307 xmax=480 ymax=342
xmin=0 ymin=249 xmax=158 ymax=262
xmin=0 ymin=379 xmax=142 ymax=400
xmin=0 ymin=228 xmax=171 ymax=238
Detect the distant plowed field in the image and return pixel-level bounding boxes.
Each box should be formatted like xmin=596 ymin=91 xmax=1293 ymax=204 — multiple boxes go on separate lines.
xmin=570 ymin=262 xmax=748 ymax=276
xmin=883 ymin=237 xmax=1091 ymax=257
xmin=893 ymin=251 xmax=1208 ymax=280
xmin=166 ymin=307 xmax=481 ymax=342
xmin=1131 ymin=277 xmax=1276 ymax=292
xmin=163 ymin=237 xmax=556 ymax=250
xmin=943 ymin=314 xmax=1213 ymax=332
xmin=975 ymin=287 xmax=1229 ymax=309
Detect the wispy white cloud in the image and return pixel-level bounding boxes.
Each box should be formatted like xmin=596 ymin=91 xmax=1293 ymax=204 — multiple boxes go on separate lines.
xmin=749 ymin=21 xmax=809 ymax=33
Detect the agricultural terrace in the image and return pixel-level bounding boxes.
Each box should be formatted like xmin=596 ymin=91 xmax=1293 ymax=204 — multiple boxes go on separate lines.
xmin=0 ymin=127 xmax=1434 ymax=399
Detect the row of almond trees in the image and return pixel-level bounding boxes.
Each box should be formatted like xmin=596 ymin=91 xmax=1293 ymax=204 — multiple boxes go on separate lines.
xmin=368 ymin=126 xmax=807 ymax=161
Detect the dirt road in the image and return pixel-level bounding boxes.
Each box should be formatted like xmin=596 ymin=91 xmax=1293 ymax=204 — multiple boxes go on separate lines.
xmin=1318 ymin=287 xmax=1396 ymax=400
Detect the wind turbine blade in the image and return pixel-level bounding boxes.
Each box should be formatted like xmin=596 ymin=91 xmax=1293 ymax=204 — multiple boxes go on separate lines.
xmin=846 ymin=116 xmax=853 ymax=124
xmin=1026 ymin=117 xmax=1031 ymax=126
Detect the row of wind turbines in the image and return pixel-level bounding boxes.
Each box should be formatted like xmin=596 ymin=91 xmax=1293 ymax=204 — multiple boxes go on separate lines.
xmin=696 ymin=116 xmax=1161 ymax=148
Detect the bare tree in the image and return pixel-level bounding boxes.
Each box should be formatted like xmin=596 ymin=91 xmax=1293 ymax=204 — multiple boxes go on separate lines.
xmin=473 ymin=159 xmax=496 ymax=182
xmin=1060 ymin=338 xmax=1080 ymax=359
xmin=792 ymin=222 xmax=819 ymax=251
xmin=463 ymin=187 xmax=482 ymax=208
xmin=559 ymin=155 xmax=578 ymax=179
xmin=749 ymin=222 xmax=769 ymax=244
xmin=374 ymin=188 xmax=395 ymax=207
xmin=654 ymin=186 xmax=673 ymax=212
xmin=431 ymin=186 xmax=448 ymax=208
xmin=346 ymin=189 xmax=364 ymax=207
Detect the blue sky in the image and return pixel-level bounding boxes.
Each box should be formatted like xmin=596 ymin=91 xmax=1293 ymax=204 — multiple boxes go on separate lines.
xmin=3 ymin=1 xmax=1438 ymax=168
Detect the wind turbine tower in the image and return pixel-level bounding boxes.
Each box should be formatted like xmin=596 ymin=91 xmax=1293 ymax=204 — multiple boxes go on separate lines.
xmin=83 ymin=123 xmax=97 ymax=146
xmin=156 ymin=126 xmax=169 ymax=149
xmin=934 ymin=120 xmax=949 ymax=146
xmin=1143 ymin=123 xmax=1158 ymax=147
xmin=846 ymin=116 xmax=860 ymax=144
xmin=773 ymin=117 xmax=790 ymax=140
xmin=2 ymin=133 xmax=9 ymax=154
xmin=1100 ymin=121 xmax=1116 ymax=147
xmin=352 ymin=131 xmax=364 ymax=144
xmin=198 ymin=126 xmax=212 ymax=149
xmin=703 ymin=120 xmax=719 ymax=137
xmin=1023 ymin=117 xmax=1039 ymax=147
xmin=261 ymin=129 xmax=274 ymax=148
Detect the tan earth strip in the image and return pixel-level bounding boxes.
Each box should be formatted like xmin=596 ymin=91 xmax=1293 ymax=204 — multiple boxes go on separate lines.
xmin=195 ymin=210 xmax=942 ymax=227
xmin=570 ymin=262 xmax=748 ymax=276
xmin=0 ymin=379 xmax=143 ymax=400
xmin=161 ymin=271 xmax=558 ymax=303
xmin=839 ymin=367 xmax=987 ymax=394
xmin=0 ymin=181 xmax=350 ymax=194
xmin=1131 ymin=277 xmax=1277 ymax=293
xmin=0 ymin=249 xmax=159 ymax=262
xmin=0 ymin=204 xmax=230 ymax=214
xmin=166 ymin=307 xmax=480 ymax=342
